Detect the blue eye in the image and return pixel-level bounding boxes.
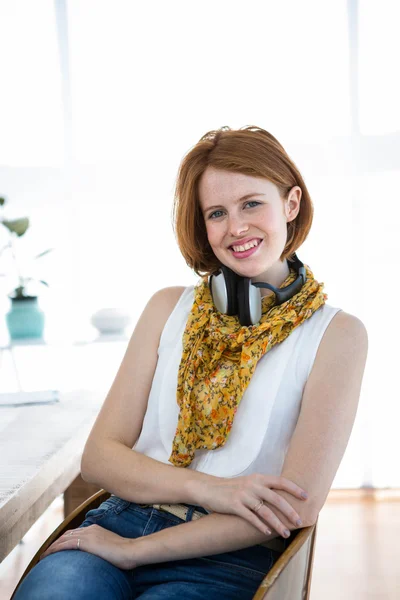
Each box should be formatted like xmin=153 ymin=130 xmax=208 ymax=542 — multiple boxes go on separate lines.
xmin=208 ymin=210 xmax=224 ymax=219
xmin=208 ymin=201 xmax=261 ymax=220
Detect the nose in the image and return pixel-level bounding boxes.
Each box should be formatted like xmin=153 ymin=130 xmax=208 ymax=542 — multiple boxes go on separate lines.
xmin=227 ymin=212 xmax=249 ymax=237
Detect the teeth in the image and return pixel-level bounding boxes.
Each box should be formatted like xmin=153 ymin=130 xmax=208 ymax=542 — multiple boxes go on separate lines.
xmin=231 ymin=239 xmax=260 ymax=252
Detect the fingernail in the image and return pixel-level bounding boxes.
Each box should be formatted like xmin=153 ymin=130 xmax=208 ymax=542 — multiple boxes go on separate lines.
xmin=301 ymin=492 xmax=308 ymax=499
xmin=296 ymin=519 xmax=302 ymax=526
xmin=283 ymin=529 xmax=291 ymax=538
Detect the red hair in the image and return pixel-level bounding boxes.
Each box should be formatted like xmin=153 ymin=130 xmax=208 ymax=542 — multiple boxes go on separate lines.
xmin=172 ymin=125 xmax=313 ymax=277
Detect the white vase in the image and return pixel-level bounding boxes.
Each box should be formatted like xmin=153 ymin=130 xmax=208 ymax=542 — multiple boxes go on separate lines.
xmin=90 ymin=308 xmax=131 ymax=334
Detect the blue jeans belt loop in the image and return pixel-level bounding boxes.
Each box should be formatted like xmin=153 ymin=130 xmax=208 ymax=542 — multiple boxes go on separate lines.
xmin=151 ymin=503 xmax=287 ymax=553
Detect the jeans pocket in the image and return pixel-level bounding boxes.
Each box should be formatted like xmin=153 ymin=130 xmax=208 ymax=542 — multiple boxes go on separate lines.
xmin=83 ymin=496 xmax=130 ymax=523
xmin=83 ymin=503 xmax=114 ymax=523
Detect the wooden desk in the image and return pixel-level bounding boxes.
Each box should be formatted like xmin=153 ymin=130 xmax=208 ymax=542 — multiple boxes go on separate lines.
xmin=0 ymin=389 xmax=104 ymax=562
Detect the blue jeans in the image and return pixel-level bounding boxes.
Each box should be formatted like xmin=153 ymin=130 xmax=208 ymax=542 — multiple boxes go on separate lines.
xmin=13 ymin=495 xmax=289 ymax=599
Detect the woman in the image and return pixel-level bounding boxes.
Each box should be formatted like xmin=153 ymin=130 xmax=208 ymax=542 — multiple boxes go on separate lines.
xmin=14 ymin=126 xmax=368 ymax=599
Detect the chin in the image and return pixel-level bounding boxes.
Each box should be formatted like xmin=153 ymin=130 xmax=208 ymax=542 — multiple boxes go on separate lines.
xmin=232 ymin=265 xmax=269 ymax=279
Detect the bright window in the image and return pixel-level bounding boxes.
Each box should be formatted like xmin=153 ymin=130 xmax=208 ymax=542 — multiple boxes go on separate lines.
xmin=67 ymin=0 xmax=351 ymax=164
xmin=0 ymin=0 xmax=64 ymax=167
xmin=359 ymin=0 xmax=400 ymax=135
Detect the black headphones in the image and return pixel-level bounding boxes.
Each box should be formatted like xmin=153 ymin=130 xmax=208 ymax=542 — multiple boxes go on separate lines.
xmin=209 ymin=253 xmax=306 ymax=326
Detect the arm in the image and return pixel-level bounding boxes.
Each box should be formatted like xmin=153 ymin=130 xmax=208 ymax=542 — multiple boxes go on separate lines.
xmin=81 ymin=285 xmax=217 ymax=503
xmin=125 ymin=310 xmax=368 ymax=565
xmin=129 ymin=510 xmax=306 ymax=568
xmin=83 ymin=437 xmax=220 ymax=505
xmin=265 ymin=310 xmax=368 ymax=531
xmin=80 ymin=285 xmax=307 ymax=536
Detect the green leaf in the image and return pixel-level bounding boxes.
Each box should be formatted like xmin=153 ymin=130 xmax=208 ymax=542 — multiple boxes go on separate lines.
xmin=2 ymin=217 xmax=30 ymax=236
xmin=13 ymin=286 xmax=26 ymax=298
xmin=0 ymin=197 xmax=6 ymax=206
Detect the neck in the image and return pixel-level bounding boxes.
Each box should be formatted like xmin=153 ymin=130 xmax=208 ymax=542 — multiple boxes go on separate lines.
xmin=252 ymin=259 xmax=290 ymax=298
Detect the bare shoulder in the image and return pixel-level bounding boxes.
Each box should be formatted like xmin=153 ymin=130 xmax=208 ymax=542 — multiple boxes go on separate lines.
xmin=322 ymin=309 xmax=368 ymax=350
xmin=151 ymin=285 xmax=187 ymax=307
xmin=312 ymin=309 xmax=368 ymax=378
xmin=146 ymin=285 xmax=187 ymax=326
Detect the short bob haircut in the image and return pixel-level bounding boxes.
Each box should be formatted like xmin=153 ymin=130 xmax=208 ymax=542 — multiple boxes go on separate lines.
xmin=172 ymin=125 xmax=314 ymax=277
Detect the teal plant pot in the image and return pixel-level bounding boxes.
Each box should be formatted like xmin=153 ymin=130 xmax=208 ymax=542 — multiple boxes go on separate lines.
xmin=5 ymin=296 xmax=45 ymax=340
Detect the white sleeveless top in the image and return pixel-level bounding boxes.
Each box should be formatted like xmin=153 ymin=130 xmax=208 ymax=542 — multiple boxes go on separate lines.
xmin=133 ymin=286 xmax=342 ymax=479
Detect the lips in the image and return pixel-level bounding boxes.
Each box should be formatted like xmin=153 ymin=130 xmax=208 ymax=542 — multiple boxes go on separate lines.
xmin=229 ymin=238 xmax=263 ymax=259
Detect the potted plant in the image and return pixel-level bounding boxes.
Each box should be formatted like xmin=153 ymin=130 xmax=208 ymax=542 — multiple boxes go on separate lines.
xmin=0 ymin=196 xmax=54 ymax=340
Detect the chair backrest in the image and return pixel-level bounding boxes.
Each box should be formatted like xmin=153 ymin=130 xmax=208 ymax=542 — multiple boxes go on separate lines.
xmin=11 ymin=489 xmax=111 ymax=599
xmin=252 ymin=520 xmax=318 ymax=599
xmin=12 ymin=489 xmax=317 ymax=600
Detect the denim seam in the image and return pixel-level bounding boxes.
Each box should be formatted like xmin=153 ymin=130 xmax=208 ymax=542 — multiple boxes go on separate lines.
xmin=84 ymin=498 xmax=127 ymax=523
xmin=117 ymin=505 xmax=157 ymax=519
xmin=142 ymin=508 xmax=157 ymax=536
xmin=82 ymin=508 xmax=113 ymax=525
xmin=111 ymin=499 xmax=131 ymax=515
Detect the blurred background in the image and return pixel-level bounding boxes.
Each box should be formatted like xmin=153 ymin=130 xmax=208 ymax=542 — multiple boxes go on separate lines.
xmin=0 ymin=1 xmax=399 ymax=597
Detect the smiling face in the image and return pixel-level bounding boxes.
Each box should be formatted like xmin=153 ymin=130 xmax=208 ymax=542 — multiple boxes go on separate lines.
xmin=198 ymin=167 xmax=302 ymax=294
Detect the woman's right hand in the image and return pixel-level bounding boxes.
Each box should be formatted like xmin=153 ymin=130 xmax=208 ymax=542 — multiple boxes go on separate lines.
xmin=194 ymin=474 xmax=309 ymax=537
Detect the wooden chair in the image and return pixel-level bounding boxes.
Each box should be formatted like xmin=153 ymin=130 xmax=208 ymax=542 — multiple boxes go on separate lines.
xmin=11 ymin=490 xmax=318 ymax=599
xmin=253 ymin=518 xmax=318 ymax=599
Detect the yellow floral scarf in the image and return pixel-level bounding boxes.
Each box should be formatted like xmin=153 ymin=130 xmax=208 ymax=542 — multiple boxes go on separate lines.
xmin=168 ymin=264 xmax=328 ymax=467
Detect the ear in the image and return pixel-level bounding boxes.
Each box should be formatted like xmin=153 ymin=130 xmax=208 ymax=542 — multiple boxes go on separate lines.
xmin=285 ymin=186 xmax=302 ymax=223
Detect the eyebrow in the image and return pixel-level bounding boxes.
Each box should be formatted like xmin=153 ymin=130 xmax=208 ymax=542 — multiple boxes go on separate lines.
xmin=203 ymin=193 xmax=266 ymax=213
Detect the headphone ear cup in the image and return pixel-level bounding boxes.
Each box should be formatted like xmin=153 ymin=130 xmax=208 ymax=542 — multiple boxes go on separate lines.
xmin=209 ymin=266 xmax=238 ymax=315
xmin=248 ymin=283 xmax=262 ymax=325
xmin=237 ymin=278 xmax=262 ymax=326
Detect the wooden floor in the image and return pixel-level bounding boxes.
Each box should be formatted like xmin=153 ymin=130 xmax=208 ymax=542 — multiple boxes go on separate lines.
xmin=0 ymin=489 xmax=398 ymax=600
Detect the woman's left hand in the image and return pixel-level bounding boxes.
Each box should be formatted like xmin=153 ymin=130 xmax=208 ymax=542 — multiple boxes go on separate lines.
xmin=39 ymin=524 xmax=136 ymax=570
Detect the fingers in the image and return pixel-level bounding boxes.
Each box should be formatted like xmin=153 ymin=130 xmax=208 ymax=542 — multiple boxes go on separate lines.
xmin=40 ymin=539 xmax=77 ymax=560
xmin=252 ymin=502 xmax=292 ymax=538
xmin=236 ymin=494 xmax=288 ymax=538
xmin=40 ymin=530 xmax=83 ymax=560
xmin=260 ymin=488 xmax=303 ymax=527
xmin=237 ymin=505 xmax=273 ymax=535
xmin=235 ymin=475 xmax=309 ymax=537
xmin=234 ymin=494 xmax=289 ymax=537
xmin=238 ymin=502 xmax=291 ymax=538
xmin=268 ymin=476 xmax=308 ymax=500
